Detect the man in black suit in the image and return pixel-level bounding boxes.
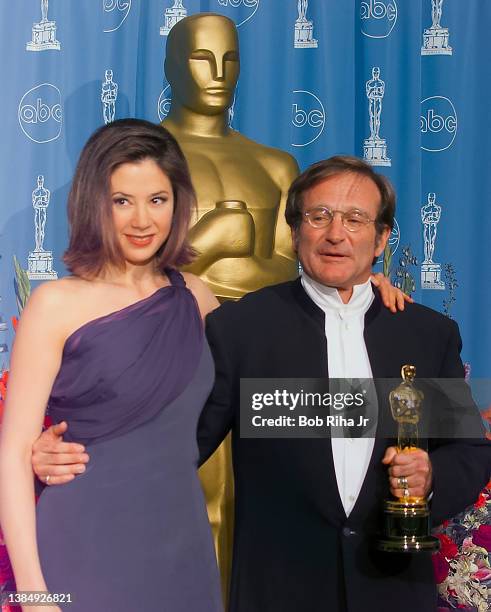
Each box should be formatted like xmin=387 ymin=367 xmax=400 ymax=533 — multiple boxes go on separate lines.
xmin=197 ymin=156 xmax=490 ymax=611
xmin=32 ymin=157 xmax=490 ymax=611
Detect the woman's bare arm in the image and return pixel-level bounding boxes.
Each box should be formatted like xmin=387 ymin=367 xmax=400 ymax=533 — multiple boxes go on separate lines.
xmin=0 ymin=282 xmax=67 ymax=608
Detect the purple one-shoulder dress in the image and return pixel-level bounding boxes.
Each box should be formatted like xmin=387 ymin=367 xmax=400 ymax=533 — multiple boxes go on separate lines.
xmin=36 ymin=269 xmax=223 ymax=612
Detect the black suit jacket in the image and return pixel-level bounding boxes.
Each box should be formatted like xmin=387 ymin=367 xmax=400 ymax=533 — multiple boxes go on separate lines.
xmin=198 ymin=279 xmax=491 ymax=612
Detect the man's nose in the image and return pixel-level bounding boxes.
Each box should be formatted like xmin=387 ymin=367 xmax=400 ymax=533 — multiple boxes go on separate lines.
xmin=323 ymin=214 xmax=345 ymax=242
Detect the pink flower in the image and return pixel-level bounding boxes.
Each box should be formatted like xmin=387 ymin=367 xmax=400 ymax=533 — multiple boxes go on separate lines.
xmin=472 ymin=525 xmax=491 ymax=551
xmin=472 ymin=567 xmax=491 ymax=581
xmin=437 ymin=533 xmax=459 ymax=559
xmin=461 ymin=536 xmax=474 ymax=550
xmin=432 ymin=551 xmax=450 ymax=583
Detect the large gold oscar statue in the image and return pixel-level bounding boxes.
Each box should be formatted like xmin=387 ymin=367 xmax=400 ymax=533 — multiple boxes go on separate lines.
xmin=162 ymin=13 xmax=299 ymax=600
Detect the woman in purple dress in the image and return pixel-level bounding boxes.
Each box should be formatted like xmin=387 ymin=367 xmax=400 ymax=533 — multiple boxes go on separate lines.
xmin=0 ymin=119 xmax=223 ymax=611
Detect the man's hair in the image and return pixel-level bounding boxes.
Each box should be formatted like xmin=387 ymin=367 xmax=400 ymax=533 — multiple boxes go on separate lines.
xmin=63 ymin=118 xmax=196 ymax=278
xmin=285 ymin=155 xmax=396 ymax=236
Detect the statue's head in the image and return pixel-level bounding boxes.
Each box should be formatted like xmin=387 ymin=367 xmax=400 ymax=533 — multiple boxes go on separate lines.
xmin=401 ymin=364 xmax=416 ymax=382
xmin=165 ymin=13 xmax=240 ymax=116
xmin=105 ymin=69 xmax=113 ymax=82
xmin=372 ymin=66 xmax=380 ymax=79
xmin=37 ymin=175 xmax=44 ymax=187
xmin=428 ymin=193 xmax=436 ymax=205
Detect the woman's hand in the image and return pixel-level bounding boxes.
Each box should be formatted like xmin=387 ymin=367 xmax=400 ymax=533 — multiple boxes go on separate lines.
xmin=371 ymin=273 xmax=413 ymax=313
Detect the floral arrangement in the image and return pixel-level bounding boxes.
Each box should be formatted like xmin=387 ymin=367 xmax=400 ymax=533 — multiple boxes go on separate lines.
xmin=433 ymin=484 xmax=491 ymax=612
xmin=434 ymin=402 xmax=491 ymax=612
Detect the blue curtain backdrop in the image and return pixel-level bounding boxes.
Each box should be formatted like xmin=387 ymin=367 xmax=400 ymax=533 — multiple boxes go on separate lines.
xmin=1 ymin=2 xmax=491 ymax=609
xmin=1 ymin=0 xmax=490 ymax=382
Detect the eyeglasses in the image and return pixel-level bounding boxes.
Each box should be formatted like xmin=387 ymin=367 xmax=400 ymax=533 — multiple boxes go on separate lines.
xmin=303 ymin=207 xmax=376 ymax=232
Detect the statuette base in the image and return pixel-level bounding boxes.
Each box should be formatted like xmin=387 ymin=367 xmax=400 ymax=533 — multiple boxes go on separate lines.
xmin=160 ymin=8 xmax=187 ymax=36
xmin=26 ymin=21 xmax=60 ymax=51
xmin=421 ymin=27 xmax=452 ymax=55
xmin=378 ymin=499 xmax=440 ymax=553
xmin=294 ymin=21 xmax=318 ymax=48
xmin=364 ymin=138 xmax=391 ymax=166
xmin=421 ymin=263 xmax=445 ymax=290
xmin=27 ymin=251 xmax=58 ymax=280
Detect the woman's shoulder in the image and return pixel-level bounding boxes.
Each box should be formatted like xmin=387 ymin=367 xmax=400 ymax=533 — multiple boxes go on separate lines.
xmin=24 ymin=278 xmax=103 ymax=340
xmin=180 ymin=272 xmax=219 ymax=318
xmin=16 ymin=278 xmax=97 ymax=347
xmin=27 ymin=277 xmax=91 ymax=311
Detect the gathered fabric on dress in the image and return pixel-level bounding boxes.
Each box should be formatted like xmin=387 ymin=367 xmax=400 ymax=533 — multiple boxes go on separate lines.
xmin=37 ymin=269 xmax=223 ymax=611
xmin=48 ymin=268 xmax=204 ymax=445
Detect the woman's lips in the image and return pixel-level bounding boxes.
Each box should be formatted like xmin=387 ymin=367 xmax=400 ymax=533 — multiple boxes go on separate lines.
xmin=125 ymin=234 xmax=154 ymax=247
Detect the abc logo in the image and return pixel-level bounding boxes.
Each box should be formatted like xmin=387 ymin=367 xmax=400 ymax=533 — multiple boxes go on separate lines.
xmin=103 ymin=0 xmax=132 ymax=33
xmin=18 ymin=83 xmax=63 ymax=144
xmin=420 ymin=96 xmax=457 ymax=152
xmin=216 ymin=0 xmax=259 ymax=27
xmin=360 ymin=0 xmax=397 ymax=38
xmin=157 ymin=85 xmax=172 ymax=122
xmin=291 ymin=90 xmax=325 ymax=148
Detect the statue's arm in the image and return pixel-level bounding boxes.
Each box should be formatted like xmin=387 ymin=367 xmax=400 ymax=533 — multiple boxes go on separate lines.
xmin=184 ymin=204 xmax=255 ymax=275
xmin=271 ymin=151 xmax=300 ymax=261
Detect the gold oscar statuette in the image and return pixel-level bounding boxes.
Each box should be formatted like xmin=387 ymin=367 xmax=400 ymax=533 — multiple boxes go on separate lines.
xmin=378 ymin=365 xmax=440 ymax=552
xmin=162 ymin=13 xmax=300 ymax=601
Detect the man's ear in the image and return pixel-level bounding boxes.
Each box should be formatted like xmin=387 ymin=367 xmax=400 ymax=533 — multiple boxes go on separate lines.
xmin=374 ymin=225 xmax=391 ymax=258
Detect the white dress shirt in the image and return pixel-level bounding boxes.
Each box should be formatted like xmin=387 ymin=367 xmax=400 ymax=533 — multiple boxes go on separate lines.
xmin=301 ymin=272 xmax=376 ymax=516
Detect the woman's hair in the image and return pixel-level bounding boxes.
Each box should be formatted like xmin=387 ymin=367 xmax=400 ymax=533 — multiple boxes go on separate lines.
xmin=63 ymin=118 xmax=196 ymax=278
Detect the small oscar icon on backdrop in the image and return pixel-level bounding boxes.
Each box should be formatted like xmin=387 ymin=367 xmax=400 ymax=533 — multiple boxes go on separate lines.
xmin=378 ymin=365 xmax=440 ymax=552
